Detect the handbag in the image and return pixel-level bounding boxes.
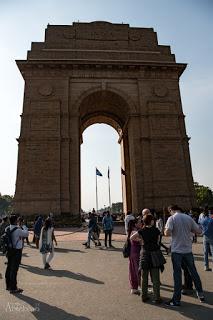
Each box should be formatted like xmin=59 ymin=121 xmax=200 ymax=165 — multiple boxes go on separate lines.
xmin=122 ymin=238 xmax=131 ymax=258
xmin=150 ymin=249 xmax=166 ymax=268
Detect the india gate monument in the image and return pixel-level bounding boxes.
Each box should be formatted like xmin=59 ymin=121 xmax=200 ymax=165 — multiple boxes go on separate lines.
xmin=14 ymin=21 xmax=196 ymax=219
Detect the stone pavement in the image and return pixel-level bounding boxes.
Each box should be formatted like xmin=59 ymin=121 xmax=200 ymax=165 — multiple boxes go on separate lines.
xmin=0 ymin=227 xmax=213 ymax=320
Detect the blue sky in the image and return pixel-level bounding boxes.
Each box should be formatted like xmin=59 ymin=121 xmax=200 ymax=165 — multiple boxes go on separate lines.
xmin=0 ymin=0 xmax=212 ymax=211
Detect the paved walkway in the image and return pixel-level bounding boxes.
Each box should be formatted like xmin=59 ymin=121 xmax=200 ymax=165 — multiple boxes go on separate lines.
xmin=0 ymin=228 xmax=213 ymax=320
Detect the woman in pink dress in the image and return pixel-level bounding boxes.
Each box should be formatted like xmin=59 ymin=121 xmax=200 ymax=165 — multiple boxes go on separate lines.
xmin=128 ymin=218 xmax=143 ymax=294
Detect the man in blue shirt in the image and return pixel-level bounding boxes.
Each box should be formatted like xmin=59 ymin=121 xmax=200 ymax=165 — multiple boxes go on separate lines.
xmin=200 ymin=210 xmax=213 ymax=271
xmin=102 ymin=211 xmax=114 ymax=248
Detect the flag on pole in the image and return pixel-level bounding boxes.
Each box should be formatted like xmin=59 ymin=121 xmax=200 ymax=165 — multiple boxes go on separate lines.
xmin=121 ymin=168 xmax=126 ymax=175
xmin=96 ymin=168 xmax=103 ymax=176
xmin=107 ymin=167 xmax=110 ymax=179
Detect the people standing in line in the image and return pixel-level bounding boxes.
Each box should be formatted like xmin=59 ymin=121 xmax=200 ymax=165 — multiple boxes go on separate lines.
xmin=127 ymin=218 xmax=143 ymax=295
xmin=164 ymin=205 xmax=204 ymax=306
xmin=34 ymin=215 xmax=43 ymax=249
xmin=5 ymin=214 xmax=29 ymax=294
xmin=124 ymin=211 xmax=135 ymax=235
xmin=199 ymin=209 xmax=213 ymax=271
xmin=156 ymin=213 xmax=169 ymax=254
xmin=102 ymin=211 xmax=114 ymax=248
xmin=39 ymin=217 xmax=57 ymax=269
xmin=131 ymin=214 xmax=164 ymax=303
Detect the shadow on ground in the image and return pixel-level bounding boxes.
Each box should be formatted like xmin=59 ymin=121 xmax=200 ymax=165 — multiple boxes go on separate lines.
xmin=54 ymin=247 xmax=85 ymax=253
xmin=20 ymin=264 xmax=104 ymax=284
xmin=16 ymin=294 xmax=91 ymax=320
xmin=150 ymin=293 xmax=213 ymax=320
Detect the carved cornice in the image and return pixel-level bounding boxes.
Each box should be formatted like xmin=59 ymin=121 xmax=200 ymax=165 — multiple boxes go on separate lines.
xmin=16 ymin=60 xmax=186 ymax=79
xmin=21 ymin=113 xmax=79 ymax=119
xmin=17 ymin=136 xmax=74 ymax=143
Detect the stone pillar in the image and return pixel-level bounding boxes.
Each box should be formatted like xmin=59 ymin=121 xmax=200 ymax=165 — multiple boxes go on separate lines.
xmin=120 ymin=132 xmax=132 ymax=213
xmin=127 ymin=115 xmax=144 ymax=214
xmin=69 ymin=116 xmax=81 ymax=217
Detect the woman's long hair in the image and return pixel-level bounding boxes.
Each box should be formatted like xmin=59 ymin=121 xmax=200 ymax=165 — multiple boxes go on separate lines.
xmin=127 ymin=219 xmax=137 ymax=238
xmin=43 ymin=217 xmax=52 ymax=231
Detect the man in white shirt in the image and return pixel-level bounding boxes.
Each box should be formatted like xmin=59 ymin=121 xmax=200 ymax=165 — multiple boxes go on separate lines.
xmin=5 ymin=214 xmax=29 ymax=294
xmin=164 ymin=205 xmax=204 ymax=306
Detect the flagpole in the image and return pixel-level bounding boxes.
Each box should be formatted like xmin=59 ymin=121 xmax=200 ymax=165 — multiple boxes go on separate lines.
xmin=108 ymin=166 xmax=111 ymax=211
xmin=96 ymin=168 xmax=98 ymax=212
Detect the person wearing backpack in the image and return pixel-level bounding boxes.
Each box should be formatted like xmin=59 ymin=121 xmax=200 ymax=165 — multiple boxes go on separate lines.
xmin=4 ymin=214 xmax=29 ymax=294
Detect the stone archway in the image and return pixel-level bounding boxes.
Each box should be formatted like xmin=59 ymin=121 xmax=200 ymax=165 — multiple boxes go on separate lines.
xmin=14 ymin=21 xmax=196 ymax=219
xmin=79 ymin=89 xmax=133 ymax=213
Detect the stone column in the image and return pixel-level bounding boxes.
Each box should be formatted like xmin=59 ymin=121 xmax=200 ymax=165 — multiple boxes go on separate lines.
xmin=127 ymin=115 xmax=144 ymax=214
xmin=120 ymin=132 xmax=132 ymax=213
xmin=69 ymin=116 xmax=81 ymax=219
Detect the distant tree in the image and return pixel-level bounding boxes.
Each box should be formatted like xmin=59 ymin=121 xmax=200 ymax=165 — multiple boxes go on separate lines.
xmin=194 ymin=182 xmax=213 ymax=207
xmin=111 ymin=202 xmax=123 ymax=213
xmin=0 ymin=194 xmax=14 ymax=215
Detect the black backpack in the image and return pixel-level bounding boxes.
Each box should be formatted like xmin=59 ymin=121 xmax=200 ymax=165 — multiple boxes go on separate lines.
xmin=0 ymin=226 xmax=18 ymax=254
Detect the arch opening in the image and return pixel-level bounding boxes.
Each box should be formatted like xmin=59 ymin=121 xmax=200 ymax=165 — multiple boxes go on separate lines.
xmin=79 ymin=90 xmax=132 ymax=214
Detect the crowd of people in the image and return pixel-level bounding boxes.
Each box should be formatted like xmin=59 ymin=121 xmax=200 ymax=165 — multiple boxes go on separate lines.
xmin=126 ymin=205 xmax=213 ymax=306
xmin=0 ymin=205 xmax=212 ymax=309
xmin=0 ymin=213 xmax=57 ymax=294
xmin=82 ymin=210 xmax=114 ymax=248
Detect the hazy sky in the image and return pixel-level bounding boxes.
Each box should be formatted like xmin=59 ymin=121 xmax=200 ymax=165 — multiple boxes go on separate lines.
xmin=0 ymin=0 xmax=212 ymax=211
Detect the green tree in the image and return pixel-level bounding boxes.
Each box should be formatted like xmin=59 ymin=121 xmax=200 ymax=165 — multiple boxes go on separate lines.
xmin=194 ymin=182 xmax=213 ymax=207
xmin=111 ymin=202 xmax=123 ymax=213
xmin=0 ymin=194 xmax=14 ymax=215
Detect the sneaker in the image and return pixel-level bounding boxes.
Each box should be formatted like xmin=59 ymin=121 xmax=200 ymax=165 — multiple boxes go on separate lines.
xmin=165 ymin=300 xmax=180 ymax=307
xmin=10 ymin=288 xmax=23 ymax=294
xmin=130 ymin=289 xmax=140 ymax=295
xmin=204 ymin=267 xmax=212 ymax=271
xmin=82 ymin=242 xmax=88 ymax=246
xmin=85 ymin=245 xmax=90 ymax=249
xmin=197 ymin=294 xmax=205 ymax=303
xmin=44 ymin=263 xmax=50 ymax=269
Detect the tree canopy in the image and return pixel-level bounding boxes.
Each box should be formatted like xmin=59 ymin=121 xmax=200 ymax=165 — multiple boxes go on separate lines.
xmin=0 ymin=194 xmax=13 ymax=215
xmin=194 ymin=182 xmax=213 ymax=207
